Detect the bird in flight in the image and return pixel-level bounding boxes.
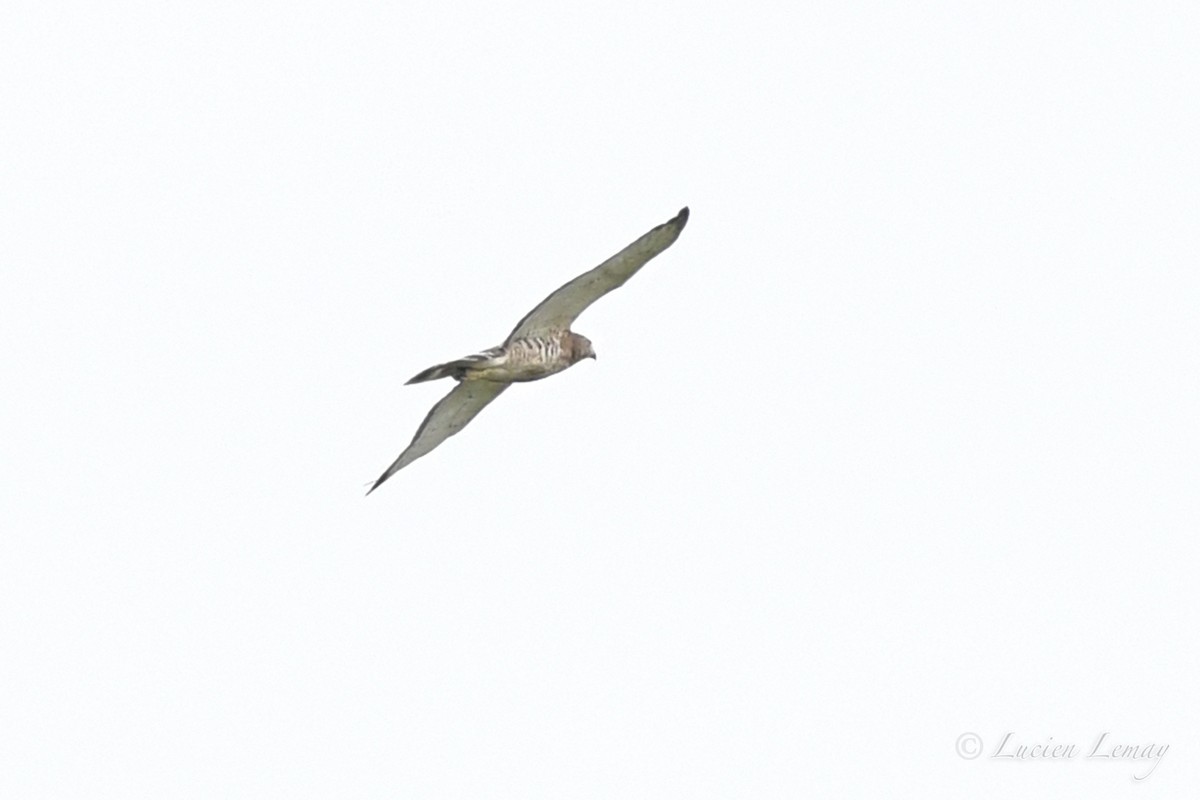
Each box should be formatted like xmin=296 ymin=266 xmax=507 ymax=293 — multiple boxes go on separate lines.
xmin=367 ymin=206 xmax=689 ymax=494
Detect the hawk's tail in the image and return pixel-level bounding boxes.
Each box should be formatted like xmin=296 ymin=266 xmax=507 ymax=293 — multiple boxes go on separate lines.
xmin=405 ymin=361 xmax=468 ymax=384
xmin=406 ymin=347 xmax=502 ymax=385
xmin=404 ymin=355 xmax=491 ymax=384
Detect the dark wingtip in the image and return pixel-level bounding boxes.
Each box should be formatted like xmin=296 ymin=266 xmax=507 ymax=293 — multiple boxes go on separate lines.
xmin=674 ymin=207 xmax=690 ymax=228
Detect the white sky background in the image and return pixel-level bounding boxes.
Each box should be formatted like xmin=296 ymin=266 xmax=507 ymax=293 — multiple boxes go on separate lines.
xmin=2 ymin=1 xmax=1197 ymax=797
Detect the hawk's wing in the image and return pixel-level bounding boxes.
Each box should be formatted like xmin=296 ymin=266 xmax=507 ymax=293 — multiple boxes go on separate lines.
xmin=367 ymin=380 xmax=509 ymax=494
xmin=505 ymin=207 xmax=689 ymax=344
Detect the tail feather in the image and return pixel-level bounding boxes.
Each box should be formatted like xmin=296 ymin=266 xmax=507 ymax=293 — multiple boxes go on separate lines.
xmin=406 ymin=347 xmax=502 ymax=385
xmin=406 ymin=361 xmax=468 ymax=384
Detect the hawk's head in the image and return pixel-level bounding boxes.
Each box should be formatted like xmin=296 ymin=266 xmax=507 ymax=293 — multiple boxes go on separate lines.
xmin=567 ymin=332 xmax=597 ymax=362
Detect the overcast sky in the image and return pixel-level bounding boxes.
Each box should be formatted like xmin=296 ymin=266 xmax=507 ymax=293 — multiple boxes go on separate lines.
xmin=2 ymin=2 xmax=1197 ymax=797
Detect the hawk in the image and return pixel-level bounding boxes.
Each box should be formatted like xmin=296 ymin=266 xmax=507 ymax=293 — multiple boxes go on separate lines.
xmin=367 ymin=206 xmax=689 ymax=494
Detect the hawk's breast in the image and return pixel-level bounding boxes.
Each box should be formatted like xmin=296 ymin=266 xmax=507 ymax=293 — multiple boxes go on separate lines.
xmin=468 ymin=334 xmax=571 ymax=383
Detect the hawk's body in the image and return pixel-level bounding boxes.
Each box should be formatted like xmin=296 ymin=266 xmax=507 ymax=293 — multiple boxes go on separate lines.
xmin=407 ymin=332 xmax=593 ymax=385
xmin=368 ymin=207 xmax=689 ymax=494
